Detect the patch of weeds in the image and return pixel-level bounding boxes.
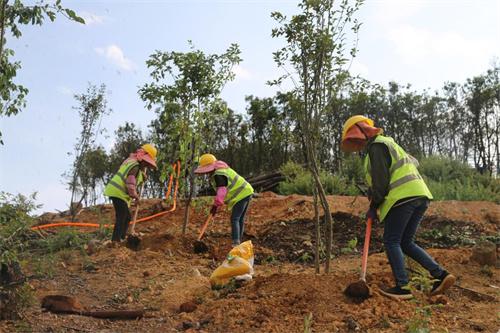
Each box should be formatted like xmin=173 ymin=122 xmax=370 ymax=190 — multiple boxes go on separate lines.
xmin=263 ymin=255 xmax=279 ymax=265
xmin=480 ymin=235 xmax=500 ymax=246
xmin=58 ymin=249 xmax=74 ymax=264
xmin=297 ymin=252 xmax=313 ymax=263
xmin=35 ymin=229 xmax=89 ymax=253
xmin=303 ymin=312 xmax=313 ymax=333
xmin=191 ymin=197 xmax=212 ymax=214
xmin=14 ymin=320 xmax=33 ymax=333
xmin=212 ymin=279 xmax=241 ymax=298
xmin=81 ymin=256 xmax=97 ymax=273
xmin=405 ymin=270 xmax=446 ymax=333
xmin=31 ymin=254 xmax=55 ymax=279
xmin=14 ymin=283 xmax=35 ymax=310
xmin=94 ymin=225 xmax=112 ymax=239
xmin=131 ymin=288 xmax=141 ymax=302
xmin=419 ymin=223 xmax=475 ymax=248
xmin=341 ymin=237 xmax=358 ymax=254
xmin=378 ymin=316 xmax=391 ymax=329
xmin=110 ymin=292 xmax=127 ymax=305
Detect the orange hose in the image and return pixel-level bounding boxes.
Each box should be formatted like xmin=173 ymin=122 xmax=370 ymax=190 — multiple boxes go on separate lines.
xmin=31 ymin=161 xmax=181 ymax=231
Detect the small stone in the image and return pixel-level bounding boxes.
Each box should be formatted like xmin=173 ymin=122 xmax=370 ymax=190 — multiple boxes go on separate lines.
xmin=429 ymin=294 xmax=448 ymax=305
xmin=86 ymin=239 xmax=100 ymax=255
xmin=344 ymin=316 xmax=360 ymax=331
xmin=179 ymin=301 xmax=197 ymax=313
xmin=143 ymin=271 xmax=150 ymax=278
xmin=182 ymin=321 xmax=200 ymax=330
xmin=470 ymin=240 xmax=497 ymax=266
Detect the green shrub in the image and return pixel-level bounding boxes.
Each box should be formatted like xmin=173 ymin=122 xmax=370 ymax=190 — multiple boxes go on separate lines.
xmin=278 ymin=157 xmax=499 ymax=203
xmin=0 ymin=192 xmax=39 ymax=266
xmin=278 ymin=162 xmax=359 ymax=196
xmin=419 ymin=156 xmax=499 ymax=203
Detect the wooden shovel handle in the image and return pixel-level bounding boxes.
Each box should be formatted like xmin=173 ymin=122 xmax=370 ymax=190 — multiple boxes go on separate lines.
xmin=197 ymin=213 xmax=214 ymax=241
xmin=360 ymin=216 xmax=372 ymax=281
xmin=130 ymin=170 xmax=147 ymax=233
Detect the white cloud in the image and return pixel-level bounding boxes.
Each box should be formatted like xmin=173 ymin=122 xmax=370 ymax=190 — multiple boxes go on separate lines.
xmin=80 ymin=11 xmax=106 ymax=25
xmin=232 ymin=64 xmax=252 ymax=80
xmin=95 ymin=45 xmax=135 ymax=71
xmin=388 ymin=24 xmax=499 ymax=66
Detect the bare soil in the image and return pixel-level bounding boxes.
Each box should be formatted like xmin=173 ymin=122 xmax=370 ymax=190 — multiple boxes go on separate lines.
xmin=1 ymin=193 xmax=499 ymax=332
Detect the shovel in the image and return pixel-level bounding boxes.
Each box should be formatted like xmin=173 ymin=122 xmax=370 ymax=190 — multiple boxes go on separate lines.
xmin=193 ymin=213 xmax=214 ymax=254
xmin=344 ymin=216 xmax=373 ymax=300
xmin=127 ymin=173 xmax=146 ymax=250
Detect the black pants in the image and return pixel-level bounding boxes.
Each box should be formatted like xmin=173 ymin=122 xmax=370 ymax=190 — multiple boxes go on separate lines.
xmin=111 ymin=197 xmax=131 ymax=241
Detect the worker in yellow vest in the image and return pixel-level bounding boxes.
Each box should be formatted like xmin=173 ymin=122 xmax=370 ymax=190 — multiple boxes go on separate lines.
xmin=341 ymin=115 xmax=455 ymax=300
xmin=195 ymin=154 xmax=254 ymax=246
xmin=104 ymin=144 xmax=157 ymax=242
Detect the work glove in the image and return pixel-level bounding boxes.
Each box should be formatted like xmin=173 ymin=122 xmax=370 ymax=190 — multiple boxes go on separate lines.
xmin=366 ymin=207 xmax=378 ymax=222
xmin=210 ymin=205 xmax=218 ymax=216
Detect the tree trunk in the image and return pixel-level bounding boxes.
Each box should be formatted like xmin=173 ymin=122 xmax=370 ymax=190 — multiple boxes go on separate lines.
xmin=0 ymin=0 xmax=7 ymax=61
xmin=182 ymin=138 xmax=196 ymax=235
xmin=313 ymin=186 xmax=320 ymax=274
xmin=305 ymin=138 xmax=334 ymax=273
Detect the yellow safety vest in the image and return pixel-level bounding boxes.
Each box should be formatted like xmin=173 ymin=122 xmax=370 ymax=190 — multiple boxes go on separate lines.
xmin=104 ymin=159 xmax=144 ymax=206
xmin=212 ymin=168 xmax=254 ymax=209
xmin=364 ymin=135 xmax=433 ymax=221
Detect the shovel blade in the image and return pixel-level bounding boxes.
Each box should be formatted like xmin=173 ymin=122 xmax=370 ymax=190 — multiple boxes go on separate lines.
xmin=344 ymin=280 xmax=371 ymax=300
xmin=193 ymin=240 xmax=209 ymax=254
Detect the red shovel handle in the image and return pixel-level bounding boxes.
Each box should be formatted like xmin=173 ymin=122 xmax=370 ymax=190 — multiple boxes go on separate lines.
xmin=197 ymin=213 xmax=214 ymax=241
xmin=360 ymin=216 xmax=372 ymax=281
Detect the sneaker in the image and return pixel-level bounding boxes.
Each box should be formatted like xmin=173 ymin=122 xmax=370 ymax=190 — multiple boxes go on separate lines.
xmin=431 ymin=271 xmax=456 ymax=296
xmin=380 ymin=286 xmax=413 ymax=300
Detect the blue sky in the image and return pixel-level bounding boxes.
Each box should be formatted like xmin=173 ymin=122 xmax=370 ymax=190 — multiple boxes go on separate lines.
xmin=1 ymin=0 xmax=499 ymax=213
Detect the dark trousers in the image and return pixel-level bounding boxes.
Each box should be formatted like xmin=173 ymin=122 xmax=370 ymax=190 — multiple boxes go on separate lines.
xmin=383 ymin=197 xmax=443 ymax=287
xmin=230 ymin=195 xmax=252 ymax=245
xmin=111 ymin=197 xmax=131 ymax=242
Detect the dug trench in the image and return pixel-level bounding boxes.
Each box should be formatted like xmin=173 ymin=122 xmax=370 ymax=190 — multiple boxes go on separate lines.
xmin=255 ymin=212 xmax=495 ymax=264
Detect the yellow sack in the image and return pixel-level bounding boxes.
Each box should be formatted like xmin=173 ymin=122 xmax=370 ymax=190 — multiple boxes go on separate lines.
xmin=210 ymin=241 xmax=254 ymax=287
xmin=229 ymin=240 xmax=254 ymax=265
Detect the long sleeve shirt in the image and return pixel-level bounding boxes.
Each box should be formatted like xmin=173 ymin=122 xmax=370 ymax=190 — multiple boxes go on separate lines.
xmin=367 ymin=141 xmax=391 ymax=209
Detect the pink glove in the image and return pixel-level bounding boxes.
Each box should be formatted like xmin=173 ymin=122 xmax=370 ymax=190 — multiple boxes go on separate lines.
xmin=126 ymin=175 xmax=139 ymax=199
xmin=214 ymin=186 xmax=227 ymax=207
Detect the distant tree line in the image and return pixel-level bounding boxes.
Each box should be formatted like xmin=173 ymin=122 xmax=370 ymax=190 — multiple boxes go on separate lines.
xmin=73 ymin=64 xmax=499 ymax=206
xmin=210 ymin=64 xmax=500 ymax=177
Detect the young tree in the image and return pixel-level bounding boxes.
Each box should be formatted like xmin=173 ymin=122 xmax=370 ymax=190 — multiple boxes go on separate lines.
xmin=139 ymin=42 xmax=241 ymax=233
xmin=78 ymin=146 xmax=109 ymax=206
xmin=271 ymin=0 xmax=363 ymax=273
xmin=67 ymin=84 xmax=110 ymax=219
xmin=0 ymin=0 xmax=84 ymax=144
